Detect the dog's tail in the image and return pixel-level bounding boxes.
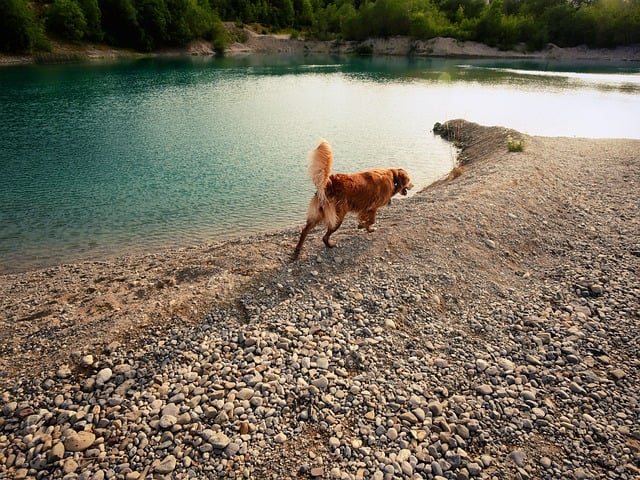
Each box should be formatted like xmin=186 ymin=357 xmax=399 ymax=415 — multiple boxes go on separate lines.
xmin=308 ymin=140 xmax=332 ymax=202
xmin=308 ymin=139 xmax=338 ymax=228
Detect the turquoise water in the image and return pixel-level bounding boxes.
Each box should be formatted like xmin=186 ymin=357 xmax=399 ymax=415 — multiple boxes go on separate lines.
xmin=1 ymin=55 xmax=639 ymax=272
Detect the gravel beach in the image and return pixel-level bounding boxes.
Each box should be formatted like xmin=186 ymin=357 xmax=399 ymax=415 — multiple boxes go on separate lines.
xmin=1 ymin=120 xmax=638 ymax=479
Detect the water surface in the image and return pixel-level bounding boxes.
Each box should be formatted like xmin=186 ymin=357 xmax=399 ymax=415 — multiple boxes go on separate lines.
xmin=1 ymin=55 xmax=639 ymax=271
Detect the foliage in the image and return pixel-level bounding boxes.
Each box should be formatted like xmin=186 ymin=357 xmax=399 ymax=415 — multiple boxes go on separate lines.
xmin=46 ymin=0 xmax=88 ymax=42
xmin=507 ymin=135 xmax=525 ymax=152
xmin=0 ymin=0 xmax=46 ymax=52
xmin=2 ymin=0 xmax=640 ymax=54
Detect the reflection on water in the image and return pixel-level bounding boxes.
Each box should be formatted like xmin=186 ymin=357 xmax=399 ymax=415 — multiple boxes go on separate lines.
xmin=0 ymin=55 xmax=638 ymax=271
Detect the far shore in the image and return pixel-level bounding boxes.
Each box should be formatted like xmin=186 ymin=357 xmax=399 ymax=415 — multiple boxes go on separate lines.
xmin=2 ymin=29 xmax=640 ymax=66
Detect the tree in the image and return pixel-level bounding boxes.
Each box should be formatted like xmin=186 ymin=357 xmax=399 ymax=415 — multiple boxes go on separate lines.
xmin=46 ymin=0 xmax=88 ymax=42
xmin=77 ymin=0 xmax=103 ymax=41
xmin=0 ymin=0 xmax=40 ymax=52
xmin=135 ymin=0 xmax=170 ymax=50
xmin=99 ymin=0 xmax=142 ymax=47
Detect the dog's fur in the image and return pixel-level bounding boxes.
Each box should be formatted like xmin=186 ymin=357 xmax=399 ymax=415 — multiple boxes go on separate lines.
xmin=294 ymin=140 xmax=413 ymax=255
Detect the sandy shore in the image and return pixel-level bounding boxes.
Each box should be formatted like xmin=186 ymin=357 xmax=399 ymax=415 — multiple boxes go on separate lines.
xmin=2 ymin=120 xmax=638 ymax=385
xmin=1 ymin=121 xmax=639 ymax=478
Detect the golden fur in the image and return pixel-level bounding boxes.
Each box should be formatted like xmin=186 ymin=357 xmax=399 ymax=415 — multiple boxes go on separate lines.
xmin=294 ymin=140 xmax=414 ymax=255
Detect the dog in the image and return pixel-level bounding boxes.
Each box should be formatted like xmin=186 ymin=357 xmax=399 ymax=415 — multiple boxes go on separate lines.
xmin=293 ymin=140 xmax=413 ymax=256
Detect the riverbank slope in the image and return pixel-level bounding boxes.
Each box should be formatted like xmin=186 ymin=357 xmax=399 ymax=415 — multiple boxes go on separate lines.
xmin=2 ymin=29 xmax=640 ymax=65
xmin=1 ymin=121 xmax=638 ymax=479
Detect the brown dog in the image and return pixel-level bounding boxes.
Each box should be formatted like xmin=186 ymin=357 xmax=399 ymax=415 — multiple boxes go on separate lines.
xmin=294 ymin=140 xmax=413 ymax=255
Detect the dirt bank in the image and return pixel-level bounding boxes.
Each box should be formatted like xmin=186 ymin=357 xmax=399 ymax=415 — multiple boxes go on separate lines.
xmin=1 ymin=120 xmax=638 ymax=386
xmin=2 ymin=30 xmax=640 ymax=66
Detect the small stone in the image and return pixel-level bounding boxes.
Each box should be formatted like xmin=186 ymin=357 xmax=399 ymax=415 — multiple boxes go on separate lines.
xmin=80 ymin=354 xmax=94 ymax=367
xmin=63 ymin=430 xmax=96 ymax=452
xmin=154 ymin=455 xmax=177 ymax=474
xmin=574 ymin=467 xmax=588 ymax=479
xmin=57 ymin=364 xmax=72 ymax=379
xmin=95 ymin=368 xmax=113 ymax=386
xmin=312 ymin=376 xmax=329 ymax=390
xmin=310 ymin=467 xmax=324 ymax=477
xmin=239 ymin=420 xmax=250 ymax=435
xmin=14 ymin=469 xmax=28 ymax=480
xmin=274 ymin=433 xmax=287 ymax=443
xmin=476 ymin=384 xmax=493 ymax=396
xmin=236 ymin=388 xmax=254 ymax=400
xmin=48 ymin=442 xmax=65 ymax=463
xmin=540 ymin=457 xmax=552 ymax=469
xmin=476 ymin=359 xmax=489 ymax=371
xmin=316 ymin=357 xmax=329 ymax=370
xmin=63 ymin=458 xmax=79 ymax=474
xmin=159 ymin=414 xmax=177 ymax=429
xmin=467 ymin=462 xmax=482 ymax=476
xmin=609 ymin=368 xmax=626 ymax=380
xmin=206 ymin=431 xmax=231 ymax=449
xmin=427 ymin=401 xmax=443 ymax=416
xmin=509 ymin=450 xmax=526 ymax=467
xmin=224 ymin=442 xmax=241 ymax=457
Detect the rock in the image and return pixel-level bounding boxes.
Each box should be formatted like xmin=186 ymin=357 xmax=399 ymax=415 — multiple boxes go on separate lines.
xmin=57 ymin=364 xmax=72 ymax=379
xmin=154 ymin=455 xmax=177 ymax=474
xmin=159 ymin=414 xmax=177 ymax=429
xmin=274 ymin=433 xmax=287 ymax=443
xmin=63 ymin=457 xmax=79 ymax=474
xmin=236 ymin=388 xmax=254 ymax=400
xmin=48 ymin=442 xmax=65 ymax=463
xmin=95 ymin=368 xmax=113 ymax=386
xmin=63 ymin=430 xmax=96 ymax=452
xmin=509 ymin=450 xmax=526 ymax=467
xmin=205 ymin=431 xmax=231 ymax=449
xmin=476 ymin=384 xmax=494 ymax=396
xmin=609 ymin=368 xmax=626 ymax=380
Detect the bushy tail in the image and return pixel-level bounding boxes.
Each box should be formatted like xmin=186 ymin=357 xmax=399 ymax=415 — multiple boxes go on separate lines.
xmin=308 ymin=140 xmax=333 ymax=206
xmin=307 ymin=140 xmax=338 ymax=228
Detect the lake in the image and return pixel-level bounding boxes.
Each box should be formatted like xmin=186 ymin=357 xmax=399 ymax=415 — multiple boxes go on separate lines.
xmin=1 ymin=55 xmax=639 ymax=272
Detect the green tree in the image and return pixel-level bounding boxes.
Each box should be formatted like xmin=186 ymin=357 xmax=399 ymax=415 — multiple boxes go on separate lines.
xmin=0 ymin=0 xmax=41 ymax=52
xmin=77 ymin=0 xmax=102 ymax=41
xmin=135 ymin=0 xmax=170 ymax=50
xmin=46 ymin=0 xmax=88 ymax=42
xmin=99 ymin=0 xmax=142 ymax=47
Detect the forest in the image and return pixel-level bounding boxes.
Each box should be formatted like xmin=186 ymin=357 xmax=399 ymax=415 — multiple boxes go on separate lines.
xmin=1 ymin=0 xmax=639 ymax=55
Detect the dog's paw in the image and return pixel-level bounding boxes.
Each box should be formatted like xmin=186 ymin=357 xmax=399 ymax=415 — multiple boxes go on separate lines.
xmin=366 ymin=226 xmax=377 ymax=233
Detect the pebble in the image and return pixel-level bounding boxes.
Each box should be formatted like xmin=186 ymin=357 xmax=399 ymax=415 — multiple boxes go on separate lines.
xmin=0 ymin=151 xmax=638 ymax=480
xmin=154 ymin=454 xmax=177 ymax=474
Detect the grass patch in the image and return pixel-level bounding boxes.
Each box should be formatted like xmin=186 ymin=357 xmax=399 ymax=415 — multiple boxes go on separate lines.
xmin=507 ymin=135 xmax=525 ymax=152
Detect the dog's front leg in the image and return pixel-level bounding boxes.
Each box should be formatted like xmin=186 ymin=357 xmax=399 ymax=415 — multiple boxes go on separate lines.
xmin=358 ymin=210 xmax=378 ymax=232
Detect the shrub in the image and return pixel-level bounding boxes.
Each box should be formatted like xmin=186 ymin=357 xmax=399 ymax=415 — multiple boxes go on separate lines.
xmin=507 ymin=135 xmax=525 ymax=152
xmin=46 ymin=0 xmax=88 ymax=42
xmin=0 ymin=0 xmax=43 ymax=52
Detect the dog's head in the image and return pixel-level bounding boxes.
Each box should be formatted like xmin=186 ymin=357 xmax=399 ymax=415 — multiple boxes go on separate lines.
xmin=392 ymin=169 xmax=414 ymax=196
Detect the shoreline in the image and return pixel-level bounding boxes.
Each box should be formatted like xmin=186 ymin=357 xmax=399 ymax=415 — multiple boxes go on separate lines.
xmin=2 ymin=31 xmax=640 ymax=66
xmin=1 ymin=121 xmax=638 ymax=478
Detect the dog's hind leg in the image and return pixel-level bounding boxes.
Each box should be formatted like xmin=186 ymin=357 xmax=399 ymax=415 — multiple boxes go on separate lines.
xmin=294 ymin=219 xmax=319 ymax=256
xmin=322 ymin=219 xmax=343 ymax=248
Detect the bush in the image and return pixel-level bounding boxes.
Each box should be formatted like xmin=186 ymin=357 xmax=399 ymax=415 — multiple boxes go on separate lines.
xmin=46 ymin=0 xmax=88 ymax=42
xmin=507 ymin=135 xmax=525 ymax=152
xmin=0 ymin=0 xmax=42 ymax=52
